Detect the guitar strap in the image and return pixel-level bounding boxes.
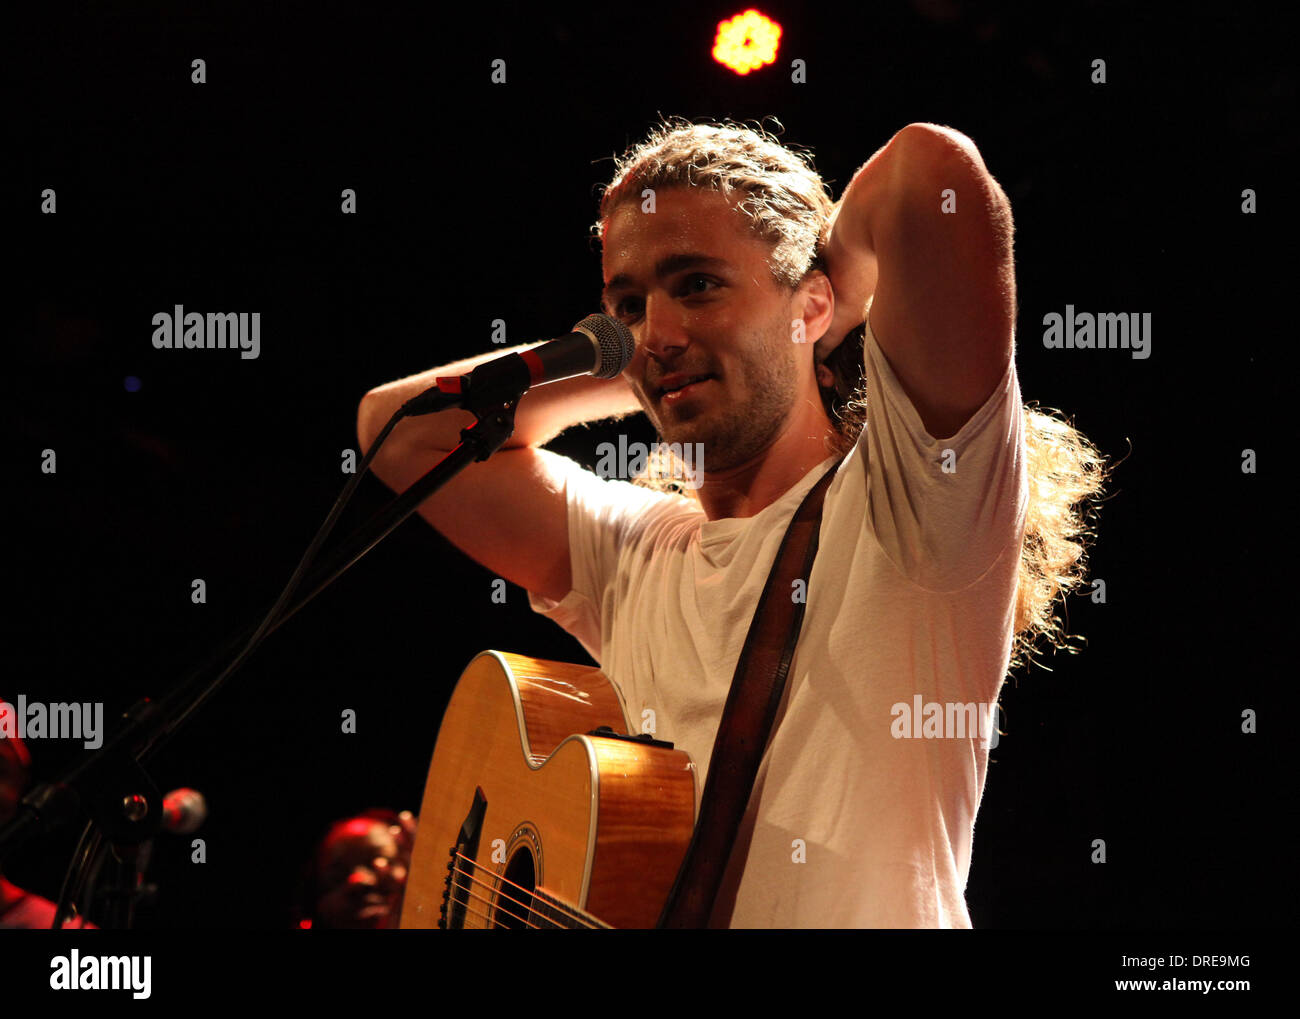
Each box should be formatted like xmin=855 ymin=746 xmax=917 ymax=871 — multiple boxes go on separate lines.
xmin=657 ymin=455 xmax=844 ymax=929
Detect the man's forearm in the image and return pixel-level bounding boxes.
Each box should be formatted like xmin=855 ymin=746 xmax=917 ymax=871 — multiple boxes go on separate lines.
xmin=821 ymin=127 xmax=923 ymax=333
xmin=357 ymin=342 xmax=644 ymax=456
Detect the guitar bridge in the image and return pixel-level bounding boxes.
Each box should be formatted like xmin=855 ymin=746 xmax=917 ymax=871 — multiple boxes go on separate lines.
xmin=440 ymin=786 xmax=487 ymax=930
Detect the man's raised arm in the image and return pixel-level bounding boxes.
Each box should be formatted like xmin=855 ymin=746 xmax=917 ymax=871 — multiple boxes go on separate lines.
xmin=820 ymin=123 xmax=1016 ymax=440
xmin=356 ymin=338 xmax=644 ymax=603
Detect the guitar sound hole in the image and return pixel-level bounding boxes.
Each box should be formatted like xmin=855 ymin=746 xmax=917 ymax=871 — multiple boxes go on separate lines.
xmin=494 ymin=848 xmax=536 ymax=928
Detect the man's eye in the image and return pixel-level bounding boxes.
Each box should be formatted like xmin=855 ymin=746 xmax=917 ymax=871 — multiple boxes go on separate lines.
xmin=614 ymin=297 xmax=643 ymax=319
xmin=682 ymin=275 xmax=718 ymax=295
xmin=611 ymin=277 xmax=719 ymax=320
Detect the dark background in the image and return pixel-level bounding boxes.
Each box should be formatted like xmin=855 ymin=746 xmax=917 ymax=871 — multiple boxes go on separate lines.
xmin=9 ymin=0 xmax=1292 ymax=930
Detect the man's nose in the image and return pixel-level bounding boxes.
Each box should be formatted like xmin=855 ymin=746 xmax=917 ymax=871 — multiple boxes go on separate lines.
xmin=370 ymin=856 xmax=404 ymax=889
xmin=346 ymin=865 xmax=379 ymax=888
xmin=638 ymin=294 xmax=690 ymax=363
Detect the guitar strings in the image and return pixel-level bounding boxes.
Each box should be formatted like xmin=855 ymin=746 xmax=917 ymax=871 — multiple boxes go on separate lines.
xmin=446 ymin=875 xmax=549 ymax=929
xmin=447 ymin=860 xmax=590 ymax=930
xmin=448 ymin=853 xmax=601 ymax=929
xmin=448 ymin=873 xmax=592 ymax=931
xmin=448 ymin=855 xmax=557 ymax=924
xmin=451 ymin=850 xmax=601 ymax=928
xmin=448 ymin=865 xmax=575 ymax=930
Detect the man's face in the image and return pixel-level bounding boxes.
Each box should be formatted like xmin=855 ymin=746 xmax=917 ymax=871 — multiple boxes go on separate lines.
xmin=601 ymin=187 xmax=806 ymax=471
xmin=315 ymin=818 xmax=408 ymax=929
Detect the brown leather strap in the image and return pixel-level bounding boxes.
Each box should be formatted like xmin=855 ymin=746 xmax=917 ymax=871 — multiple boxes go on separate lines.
xmin=657 ymin=457 xmax=842 ymax=928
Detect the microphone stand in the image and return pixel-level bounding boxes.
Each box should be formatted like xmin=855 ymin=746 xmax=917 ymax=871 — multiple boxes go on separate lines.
xmin=0 ymin=380 xmax=525 ymax=927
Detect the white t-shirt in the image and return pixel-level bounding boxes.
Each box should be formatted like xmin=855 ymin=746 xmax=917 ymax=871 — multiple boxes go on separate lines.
xmin=528 ymin=317 xmax=1028 ymax=928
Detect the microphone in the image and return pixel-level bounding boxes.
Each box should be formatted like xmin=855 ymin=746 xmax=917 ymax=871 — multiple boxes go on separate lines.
xmin=402 ymin=313 xmax=634 ymax=416
xmin=161 ymin=788 xmax=207 ymax=835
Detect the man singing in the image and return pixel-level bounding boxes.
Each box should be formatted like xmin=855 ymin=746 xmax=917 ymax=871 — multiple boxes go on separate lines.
xmin=357 ymin=119 xmax=1105 ymax=927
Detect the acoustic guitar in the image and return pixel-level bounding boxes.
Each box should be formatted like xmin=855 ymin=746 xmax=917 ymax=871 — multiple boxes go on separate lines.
xmin=400 ymin=650 xmax=697 ymax=929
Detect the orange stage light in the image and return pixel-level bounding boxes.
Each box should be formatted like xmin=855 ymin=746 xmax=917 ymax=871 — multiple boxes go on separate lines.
xmin=712 ymin=9 xmax=782 ymax=76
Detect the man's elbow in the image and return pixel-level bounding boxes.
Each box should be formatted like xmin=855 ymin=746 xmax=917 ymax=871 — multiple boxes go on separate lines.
xmin=896 ymin=124 xmax=1014 ymax=234
xmin=899 ymin=122 xmax=982 ymax=164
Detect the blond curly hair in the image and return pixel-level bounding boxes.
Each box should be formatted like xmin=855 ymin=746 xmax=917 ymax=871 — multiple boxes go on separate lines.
xmin=596 ymin=117 xmax=1110 ymax=676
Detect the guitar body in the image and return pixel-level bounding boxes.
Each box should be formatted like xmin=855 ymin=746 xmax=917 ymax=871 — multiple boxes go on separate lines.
xmin=401 ymin=650 xmax=696 ymax=929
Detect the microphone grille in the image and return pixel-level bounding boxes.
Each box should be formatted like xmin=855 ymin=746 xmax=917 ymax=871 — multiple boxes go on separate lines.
xmin=573 ymin=313 xmax=635 ymax=379
xmin=163 ymin=787 xmax=208 ymax=834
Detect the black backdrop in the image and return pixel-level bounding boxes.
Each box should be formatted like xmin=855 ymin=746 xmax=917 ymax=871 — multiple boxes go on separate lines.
xmin=10 ymin=0 xmax=1293 ymax=933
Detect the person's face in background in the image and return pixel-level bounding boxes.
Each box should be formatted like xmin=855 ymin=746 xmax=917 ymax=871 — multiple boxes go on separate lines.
xmin=314 ymin=816 xmax=411 ymax=929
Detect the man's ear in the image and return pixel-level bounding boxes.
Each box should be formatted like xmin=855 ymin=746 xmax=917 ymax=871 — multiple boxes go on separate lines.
xmin=796 ymin=269 xmax=834 ymax=343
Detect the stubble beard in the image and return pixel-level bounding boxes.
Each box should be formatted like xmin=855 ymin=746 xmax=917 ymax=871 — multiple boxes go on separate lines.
xmin=649 ymin=316 xmax=800 ymax=473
